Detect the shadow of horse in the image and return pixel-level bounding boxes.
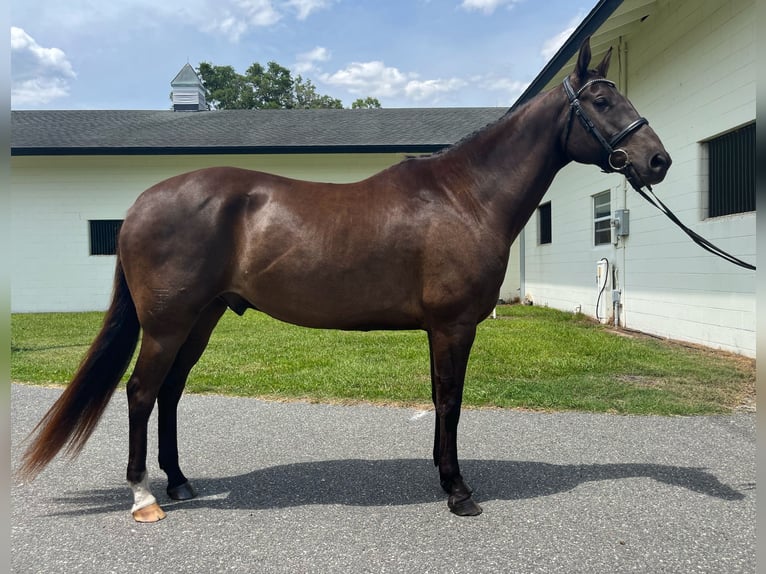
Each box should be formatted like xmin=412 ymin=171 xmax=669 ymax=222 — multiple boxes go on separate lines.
xmin=49 ymin=458 xmax=748 ymax=517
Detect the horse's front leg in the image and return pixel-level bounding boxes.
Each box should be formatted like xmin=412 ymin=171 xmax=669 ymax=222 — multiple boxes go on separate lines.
xmin=428 ymin=323 xmax=482 ymax=516
xmin=427 ymin=332 xmax=440 ymax=467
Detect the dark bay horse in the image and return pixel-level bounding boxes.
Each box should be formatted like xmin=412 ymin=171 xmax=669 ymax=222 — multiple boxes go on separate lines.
xmin=18 ymin=39 xmax=670 ymax=521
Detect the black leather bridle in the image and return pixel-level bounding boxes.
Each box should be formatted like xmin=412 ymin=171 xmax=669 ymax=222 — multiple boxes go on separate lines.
xmin=561 ymin=76 xmax=755 ymax=270
xmin=562 ymin=76 xmax=650 ymax=191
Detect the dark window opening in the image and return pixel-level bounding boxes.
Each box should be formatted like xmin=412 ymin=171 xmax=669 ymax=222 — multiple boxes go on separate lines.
xmin=89 ymin=220 xmax=123 ymax=255
xmin=707 ymin=122 xmax=755 ymax=217
xmin=538 ymin=202 xmax=552 ymax=245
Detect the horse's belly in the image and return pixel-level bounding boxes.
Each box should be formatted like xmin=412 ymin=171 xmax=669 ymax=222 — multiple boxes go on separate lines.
xmin=232 ymin=264 xmax=424 ymax=331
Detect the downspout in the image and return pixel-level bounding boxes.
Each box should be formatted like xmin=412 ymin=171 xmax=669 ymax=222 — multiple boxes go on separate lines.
xmin=519 ymin=229 xmax=526 ymax=301
xmin=619 ymin=36 xmax=629 ymax=208
xmin=616 ymin=36 xmax=628 ymax=328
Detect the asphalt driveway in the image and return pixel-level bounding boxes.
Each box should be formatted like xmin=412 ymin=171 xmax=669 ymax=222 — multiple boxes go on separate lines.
xmin=11 ymin=383 xmax=756 ymax=573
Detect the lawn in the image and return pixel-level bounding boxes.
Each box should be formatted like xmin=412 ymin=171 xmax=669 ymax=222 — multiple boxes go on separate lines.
xmin=10 ymin=305 xmax=755 ymax=415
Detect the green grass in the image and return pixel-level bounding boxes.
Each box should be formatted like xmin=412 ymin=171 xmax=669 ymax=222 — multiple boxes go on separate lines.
xmin=11 ymin=305 xmax=755 ymax=415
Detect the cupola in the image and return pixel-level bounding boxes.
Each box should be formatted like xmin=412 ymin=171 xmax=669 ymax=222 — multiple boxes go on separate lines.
xmin=171 ymin=63 xmax=207 ymax=111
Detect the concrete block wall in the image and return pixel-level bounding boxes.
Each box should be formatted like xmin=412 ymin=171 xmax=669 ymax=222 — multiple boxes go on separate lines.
xmin=522 ymin=0 xmax=755 ymax=356
xmin=10 ymin=153 xmax=409 ymax=312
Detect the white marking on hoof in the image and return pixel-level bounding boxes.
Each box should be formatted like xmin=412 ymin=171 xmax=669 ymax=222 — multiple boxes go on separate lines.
xmin=129 ymin=471 xmax=158 ymax=514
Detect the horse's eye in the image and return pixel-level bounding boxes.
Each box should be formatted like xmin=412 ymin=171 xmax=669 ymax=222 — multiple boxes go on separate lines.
xmin=594 ymin=97 xmax=609 ymax=110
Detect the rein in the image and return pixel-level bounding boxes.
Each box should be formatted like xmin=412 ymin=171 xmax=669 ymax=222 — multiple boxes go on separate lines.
xmin=562 ymin=77 xmax=755 ymax=271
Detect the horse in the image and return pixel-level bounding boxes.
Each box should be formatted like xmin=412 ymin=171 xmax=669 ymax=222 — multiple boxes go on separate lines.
xmin=18 ymin=38 xmax=671 ymax=522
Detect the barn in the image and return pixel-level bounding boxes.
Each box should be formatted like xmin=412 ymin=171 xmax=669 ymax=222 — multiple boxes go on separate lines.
xmin=10 ymin=106 xmax=516 ymax=311
xmin=517 ymin=0 xmax=755 ymax=357
xmin=10 ymin=0 xmax=755 ymax=357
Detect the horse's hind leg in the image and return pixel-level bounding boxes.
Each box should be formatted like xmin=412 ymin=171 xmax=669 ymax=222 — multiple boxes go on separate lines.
xmin=125 ymin=328 xmax=188 ymax=522
xmin=157 ymin=299 xmax=227 ymax=501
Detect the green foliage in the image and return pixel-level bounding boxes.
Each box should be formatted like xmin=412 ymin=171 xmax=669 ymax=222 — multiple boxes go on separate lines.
xmin=351 ymin=97 xmax=382 ymax=109
xmin=196 ymin=63 xmax=247 ymax=109
xmin=197 ymin=60 xmax=345 ymax=110
xmin=11 ymin=306 xmax=754 ymax=415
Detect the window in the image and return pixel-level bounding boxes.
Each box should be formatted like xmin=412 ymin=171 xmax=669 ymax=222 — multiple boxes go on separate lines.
xmin=593 ymin=191 xmax=611 ymax=246
xmin=537 ymin=202 xmax=551 ymax=244
xmin=706 ymin=122 xmax=755 ymax=217
xmin=89 ymin=220 xmax=123 ymax=255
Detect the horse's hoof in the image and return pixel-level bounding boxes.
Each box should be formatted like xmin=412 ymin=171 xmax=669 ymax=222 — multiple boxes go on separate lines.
xmin=132 ymin=502 xmax=167 ymax=523
xmin=441 ymin=479 xmax=473 ymax=496
xmin=448 ymin=495 xmax=483 ymax=517
xmin=167 ymin=481 xmax=197 ymax=501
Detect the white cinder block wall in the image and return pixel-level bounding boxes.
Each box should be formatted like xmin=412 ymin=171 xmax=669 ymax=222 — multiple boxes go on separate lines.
xmin=523 ymin=0 xmax=756 ymax=357
xmin=10 ymin=154 xmax=410 ymax=312
xmin=12 ymin=151 xmax=523 ymax=314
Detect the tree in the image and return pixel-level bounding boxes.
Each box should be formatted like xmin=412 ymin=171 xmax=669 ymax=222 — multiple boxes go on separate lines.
xmin=197 ymin=61 xmax=353 ymax=110
xmin=293 ymin=75 xmax=343 ymax=109
xmin=246 ymin=62 xmax=294 ymax=109
xmin=351 ymin=97 xmax=382 ymax=109
xmin=197 ymin=63 xmax=249 ymax=109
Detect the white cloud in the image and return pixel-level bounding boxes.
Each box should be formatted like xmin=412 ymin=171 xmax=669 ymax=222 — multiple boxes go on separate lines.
xmin=460 ymin=0 xmax=521 ymax=14
xmin=206 ymin=15 xmax=250 ymax=42
xmin=540 ymin=27 xmax=573 ymax=60
xmin=11 ymin=26 xmax=76 ymax=107
xmin=404 ymin=78 xmax=467 ymax=101
xmin=235 ymin=0 xmax=282 ymax=26
xmin=321 ymin=60 xmax=469 ymax=104
xmin=540 ymin=14 xmax=584 ymax=61
xmin=321 ymin=61 xmax=414 ymax=97
xmin=295 ymin=46 xmax=331 ymax=74
xmin=197 ymin=0 xmax=335 ymax=41
xmin=11 ymin=27 xmax=75 ymax=77
xmin=286 ymin=0 xmax=334 ymax=20
xmin=205 ymin=0 xmax=282 ymax=40
xmin=12 ymin=1 xmax=335 ymax=44
xmin=478 ymin=76 xmax=528 ymax=104
xmin=11 ymin=77 xmax=72 ymax=107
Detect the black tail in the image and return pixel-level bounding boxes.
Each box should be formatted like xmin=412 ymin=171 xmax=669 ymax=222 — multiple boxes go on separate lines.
xmin=17 ymin=255 xmax=140 ymax=480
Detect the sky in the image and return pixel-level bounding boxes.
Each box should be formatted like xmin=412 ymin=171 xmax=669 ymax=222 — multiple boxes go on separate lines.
xmin=10 ymin=0 xmax=598 ymax=110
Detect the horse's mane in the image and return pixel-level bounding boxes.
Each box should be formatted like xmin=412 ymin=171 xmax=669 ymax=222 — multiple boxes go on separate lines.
xmin=406 ymin=96 xmax=537 ymax=163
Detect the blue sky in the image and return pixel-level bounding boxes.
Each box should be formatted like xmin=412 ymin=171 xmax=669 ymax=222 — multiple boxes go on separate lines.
xmin=11 ymin=0 xmax=597 ymax=110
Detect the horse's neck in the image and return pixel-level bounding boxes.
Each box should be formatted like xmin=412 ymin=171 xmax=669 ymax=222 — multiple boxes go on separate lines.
xmin=441 ymin=87 xmax=570 ymax=244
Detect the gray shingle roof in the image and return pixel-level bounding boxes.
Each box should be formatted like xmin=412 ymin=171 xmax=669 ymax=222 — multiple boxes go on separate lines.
xmin=11 ymin=108 xmax=507 ymax=155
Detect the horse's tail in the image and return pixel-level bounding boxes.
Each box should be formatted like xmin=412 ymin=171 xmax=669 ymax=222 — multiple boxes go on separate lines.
xmin=17 ymin=254 xmax=140 ymax=481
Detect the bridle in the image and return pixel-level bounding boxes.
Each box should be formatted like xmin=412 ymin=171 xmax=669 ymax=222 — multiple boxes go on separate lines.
xmin=561 ymin=76 xmax=755 ymax=271
xmin=562 ymin=76 xmax=650 ymax=191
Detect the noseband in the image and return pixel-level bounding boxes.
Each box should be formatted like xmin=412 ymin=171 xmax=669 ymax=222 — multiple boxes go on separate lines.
xmin=562 ymin=76 xmax=650 ymax=190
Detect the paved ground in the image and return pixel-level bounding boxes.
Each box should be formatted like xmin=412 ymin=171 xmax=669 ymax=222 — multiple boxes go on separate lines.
xmin=11 ymin=383 xmax=756 ymax=573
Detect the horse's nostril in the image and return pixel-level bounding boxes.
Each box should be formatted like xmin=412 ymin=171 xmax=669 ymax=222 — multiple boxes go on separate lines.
xmin=651 ymin=152 xmax=670 ymax=171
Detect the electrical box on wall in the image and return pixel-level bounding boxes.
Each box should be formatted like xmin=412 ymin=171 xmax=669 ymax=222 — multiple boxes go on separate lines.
xmin=614 ymin=209 xmax=630 ymax=237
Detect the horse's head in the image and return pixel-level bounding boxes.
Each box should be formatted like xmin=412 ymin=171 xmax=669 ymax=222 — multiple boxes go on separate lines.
xmin=562 ymin=38 xmax=671 ymax=189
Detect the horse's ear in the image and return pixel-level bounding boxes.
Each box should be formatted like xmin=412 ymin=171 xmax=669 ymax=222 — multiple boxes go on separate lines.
xmin=596 ymin=47 xmax=613 ymax=78
xmin=575 ymin=37 xmax=592 ymax=80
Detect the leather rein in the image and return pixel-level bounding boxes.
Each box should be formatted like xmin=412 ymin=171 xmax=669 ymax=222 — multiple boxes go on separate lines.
xmin=560 ymin=76 xmax=755 ymax=271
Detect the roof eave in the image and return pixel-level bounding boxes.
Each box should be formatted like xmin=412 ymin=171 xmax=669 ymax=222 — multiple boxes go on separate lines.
xmin=510 ymin=0 xmax=625 ymax=111
xmin=11 ymin=144 xmax=449 ymax=157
